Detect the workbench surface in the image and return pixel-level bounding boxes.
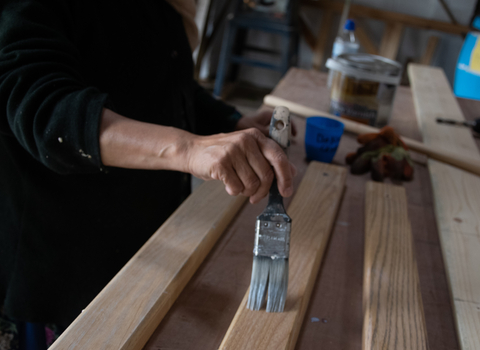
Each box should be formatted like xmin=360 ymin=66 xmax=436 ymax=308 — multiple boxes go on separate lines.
xmin=143 ymin=68 xmax=479 ymax=350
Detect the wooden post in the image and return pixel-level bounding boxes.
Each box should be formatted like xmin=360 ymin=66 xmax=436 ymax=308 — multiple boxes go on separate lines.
xmin=379 ymin=22 xmax=404 ymax=60
xmin=312 ymin=10 xmax=334 ymax=70
xmin=419 ymin=36 xmax=439 ymax=65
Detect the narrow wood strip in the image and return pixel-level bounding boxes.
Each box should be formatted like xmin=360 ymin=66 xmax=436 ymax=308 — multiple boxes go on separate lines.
xmin=408 ymin=63 xmax=480 ymax=350
xmin=49 ymin=181 xmax=247 ymax=350
xmin=219 ymin=161 xmax=347 ymax=350
xmin=364 ymin=182 xmax=428 ymax=350
xmin=263 ymin=94 xmax=480 ymax=177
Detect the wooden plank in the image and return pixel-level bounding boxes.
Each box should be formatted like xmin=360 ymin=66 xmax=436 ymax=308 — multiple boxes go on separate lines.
xmin=420 ymin=36 xmax=439 ymax=65
xmin=49 ymin=180 xmax=247 ymax=350
xmin=379 ymin=22 xmax=404 ymax=60
xmin=364 ymin=182 xmax=428 ymax=350
xmin=219 ymin=161 xmax=346 ymax=350
xmin=408 ymin=63 xmax=480 ymax=350
xmin=301 ymin=0 xmax=470 ymax=36
xmin=312 ymin=10 xmax=334 ymax=70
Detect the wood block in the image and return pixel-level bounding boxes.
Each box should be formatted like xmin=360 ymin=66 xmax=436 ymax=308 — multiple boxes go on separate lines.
xmin=364 ymin=182 xmax=428 ymax=350
xmin=219 ymin=161 xmax=347 ymax=350
xmin=49 ymin=181 xmax=247 ymax=350
xmin=408 ymin=63 xmax=480 ymax=350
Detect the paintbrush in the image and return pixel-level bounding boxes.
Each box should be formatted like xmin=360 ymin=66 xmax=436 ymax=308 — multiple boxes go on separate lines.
xmin=247 ymin=106 xmax=292 ymax=313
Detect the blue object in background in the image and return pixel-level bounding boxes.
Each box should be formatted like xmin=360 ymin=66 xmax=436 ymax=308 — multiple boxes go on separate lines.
xmin=305 ymin=117 xmax=344 ymax=163
xmin=454 ymin=16 xmax=480 ymax=100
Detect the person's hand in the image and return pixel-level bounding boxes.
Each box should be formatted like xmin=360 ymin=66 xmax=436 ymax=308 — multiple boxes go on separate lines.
xmin=235 ymin=109 xmax=297 ymax=137
xmin=185 ymin=128 xmax=296 ymax=204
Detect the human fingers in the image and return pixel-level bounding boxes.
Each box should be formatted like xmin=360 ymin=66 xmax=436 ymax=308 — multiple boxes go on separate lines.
xmin=229 ymin=146 xmax=262 ymax=198
xmin=243 ymin=141 xmax=275 ymax=204
xmin=246 ymin=129 xmax=294 ymax=198
xmin=206 ymin=151 xmax=245 ymax=196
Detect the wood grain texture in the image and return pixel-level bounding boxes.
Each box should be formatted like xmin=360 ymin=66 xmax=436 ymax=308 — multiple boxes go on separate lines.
xmin=408 ymin=63 xmax=480 ymax=350
xmin=364 ymin=182 xmax=428 ymax=350
xmin=219 ymin=162 xmax=346 ymax=350
xmin=49 ymin=181 xmax=247 ymax=350
xmin=144 ymin=68 xmax=462 ymax=350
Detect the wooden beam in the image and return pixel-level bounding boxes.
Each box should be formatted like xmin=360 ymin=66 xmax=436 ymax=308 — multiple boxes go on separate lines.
xmin=301 ymin=0 xmax=470 ymax=36
xmin=420 ymin=36 xmax=440 ymax=65
xmin=298 ymin=13 xmax=316 ymax=51
xmin=263 ymin=94 xmax=480 ymax=178
xmin=219 ymin=162 xmax=346 ymax=350
xmin=364 ymin=182 xmax=428 ymax=349
xmin=354 ymin=20 xmax=379 ymax=55
xmin=408 ymin=63 xmax=480 ymax=350
xmin=50 ymin=181 xmax=247 ymax=350
xmin=312 ymin=10 xmax=334 ymax=70
xmin=379 ymin=22 xmax=404 ymax=60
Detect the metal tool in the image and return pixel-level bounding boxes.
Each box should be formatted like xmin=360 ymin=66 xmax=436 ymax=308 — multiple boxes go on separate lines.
xmin=436 ymin=117 xmax=480 ymax=133
xmin=247 ymin=106 xmax=292 ymax=313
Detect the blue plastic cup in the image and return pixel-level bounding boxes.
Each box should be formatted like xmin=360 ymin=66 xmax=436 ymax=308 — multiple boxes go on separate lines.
xmin=305 ymin=116 xmax=344 ymax=163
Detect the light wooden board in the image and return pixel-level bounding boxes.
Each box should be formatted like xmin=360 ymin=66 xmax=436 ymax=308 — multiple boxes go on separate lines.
xmin=49 ymin=180 xmax=247 ymax=350
xmin=408 ymin=63 xmax=480 ymax=350
xmin=364 ymin=182 xmax=428 ymax=350
xmin=219 ymin=161 xmax=346 ymax=350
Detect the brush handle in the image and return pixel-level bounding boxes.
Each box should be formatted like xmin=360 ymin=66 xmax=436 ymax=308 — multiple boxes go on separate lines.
xmin=265 ymin=107 xmax=291 ymax=213
xmin=269 ymin=106 xmax=291 ymax=150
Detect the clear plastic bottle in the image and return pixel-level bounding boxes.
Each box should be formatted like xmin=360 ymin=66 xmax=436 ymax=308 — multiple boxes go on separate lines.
xmin=332 ymin=19 xmax=359 ymax=58
xmin=328 ymin=19 xmax=360 ymax=87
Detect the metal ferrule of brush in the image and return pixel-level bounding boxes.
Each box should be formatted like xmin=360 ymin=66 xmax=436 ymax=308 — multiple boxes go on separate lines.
xmin=253 ymin=180 xmax=291 ymax=259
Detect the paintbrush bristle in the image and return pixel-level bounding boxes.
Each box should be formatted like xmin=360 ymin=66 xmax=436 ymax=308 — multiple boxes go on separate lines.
xmin=247 ymin=256 xmax=288 ymax=312
xmin=247 ymin=256 xmax=269 ymax=310
xmin=266 ymin=258 xmax=288 ymax=312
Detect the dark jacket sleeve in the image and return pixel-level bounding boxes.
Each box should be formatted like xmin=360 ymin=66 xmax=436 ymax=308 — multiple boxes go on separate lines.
xmin=0 ymin=0 xmax=108 ymax=174
xmin=191 ymin=80 xmax=241 ymax=135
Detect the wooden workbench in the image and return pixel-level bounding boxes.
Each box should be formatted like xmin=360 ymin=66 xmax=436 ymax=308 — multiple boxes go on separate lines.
xmin=143 ymin=68 xmax=479 ymax=350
